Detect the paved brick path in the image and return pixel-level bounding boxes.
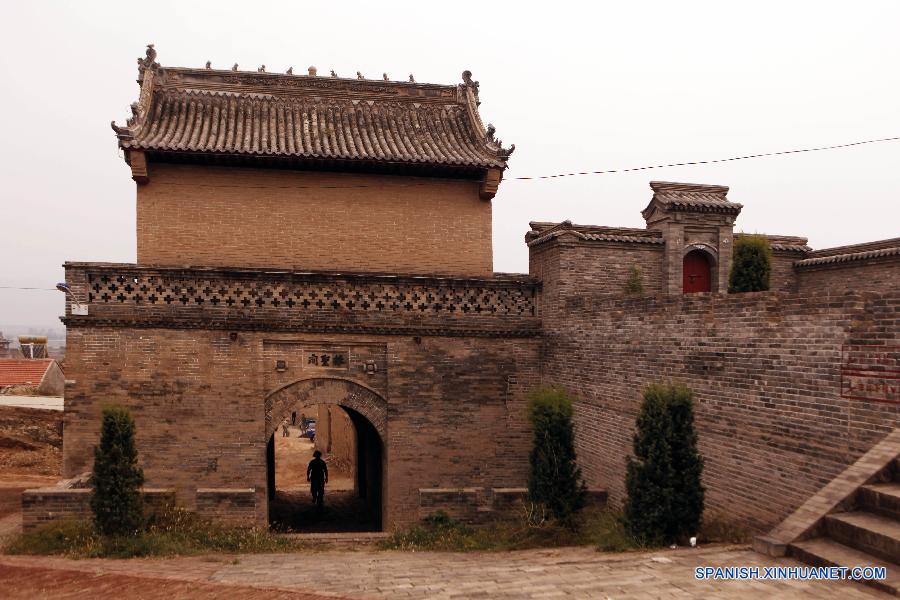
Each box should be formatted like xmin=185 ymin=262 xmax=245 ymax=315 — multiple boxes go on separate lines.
xmin=0 ymin=545 xmax=887 ymax=598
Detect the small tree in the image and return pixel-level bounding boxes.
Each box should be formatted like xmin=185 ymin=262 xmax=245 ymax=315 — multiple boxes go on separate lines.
xmin=624 ymin=265 xmax=644 ymax=296
xmin=527 ymin=387 xmax=587 ymax=525
xmin=729 ymin=235 xmax=772 ymax=292
xmin=90 ymin=405 xmax=144 ymax=535
xmin=668 ymin=387 xmax=705 ymax=541
xmin=624 ymin=384 xmax=704 ymax=545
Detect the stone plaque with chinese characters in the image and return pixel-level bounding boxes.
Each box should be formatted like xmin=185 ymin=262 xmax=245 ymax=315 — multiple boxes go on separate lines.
xmin=304 ymin=350 xmax=350 ymax=370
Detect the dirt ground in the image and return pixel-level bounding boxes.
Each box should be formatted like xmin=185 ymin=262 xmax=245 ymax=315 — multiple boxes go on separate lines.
xmin=274 ymin=424 xmax=354 ymax=491
xmin=0 ymin=406 xmax=62 ymax=520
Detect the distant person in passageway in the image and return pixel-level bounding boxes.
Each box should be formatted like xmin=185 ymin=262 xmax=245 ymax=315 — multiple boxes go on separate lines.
xmin=300 ymin=413 xmax=309 ymax=434
xmin=282 ymin=423 xmax=290 ymax=437
xmin=307 ymin=449 xmax=328 ymax=511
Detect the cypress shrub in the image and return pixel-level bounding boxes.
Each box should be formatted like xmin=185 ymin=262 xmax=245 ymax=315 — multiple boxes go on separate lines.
xmin=624 ymin=384 xmax=704 ymax=545
xmin=668 ymin=387 xmax=705 ymax=541
xmin=90 ymin=406 xmax=145 ymax=535
xmin=527 ymin=387 xmax=587 ymax=525
xmin=729 ymin=234 xmax=772 ymax=292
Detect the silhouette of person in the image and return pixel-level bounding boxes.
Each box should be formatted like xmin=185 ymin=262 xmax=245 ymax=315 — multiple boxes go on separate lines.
xmin=282 ymin=423 xmax=290 ymax=437
xmin=307 ymin=449 xmax=328 ymax=510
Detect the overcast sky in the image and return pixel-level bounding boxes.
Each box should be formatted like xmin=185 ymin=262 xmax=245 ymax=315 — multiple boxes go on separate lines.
xmin=1 ymin=0 xmax=898 ymax=331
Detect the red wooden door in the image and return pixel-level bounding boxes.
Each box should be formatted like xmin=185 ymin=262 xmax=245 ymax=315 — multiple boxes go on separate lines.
xmin=683 ymin=250 xmax=711 ymax=293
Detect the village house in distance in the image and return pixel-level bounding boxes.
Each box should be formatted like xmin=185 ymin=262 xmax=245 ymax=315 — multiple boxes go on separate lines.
xmin=29 ymin=46 xmax=898 ymax=577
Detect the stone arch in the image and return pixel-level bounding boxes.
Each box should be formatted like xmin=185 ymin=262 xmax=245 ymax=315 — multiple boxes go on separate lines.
xmin=264 ymin=377 xmax=387 ymax=441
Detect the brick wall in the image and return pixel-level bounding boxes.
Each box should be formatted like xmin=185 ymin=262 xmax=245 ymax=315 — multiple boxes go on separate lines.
xmin=22 ymin=487 xmax=175 ymax=532
xmin=768 ymin=250 xmax=801 ymax=292
xmin=543 ymin=290 xmax=900 ymax=532
xmin=62 ymin=325 xmax=541 ymax=529
xmin=797 ymin=259 xmax=900 ymax=295
xmin=529 ymin=240 xmax=664 ymax=318
xmin=136 ymin=164 xmax=493 ymax=276
xmin=316 ymin=405 xmax=356 ymax=474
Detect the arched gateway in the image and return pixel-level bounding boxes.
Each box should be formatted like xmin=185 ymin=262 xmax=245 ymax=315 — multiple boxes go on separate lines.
xmin=264 ymin=377 xmax=387 ymax=441
xmin=264 ymin=377 xmax=387 ymax=530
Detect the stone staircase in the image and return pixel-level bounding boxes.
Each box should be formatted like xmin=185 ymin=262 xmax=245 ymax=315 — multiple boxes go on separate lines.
xmin=790 ymin=459 xmax=900 ymax=595
xmin=756 ymin=434 xmax=900 ymax=596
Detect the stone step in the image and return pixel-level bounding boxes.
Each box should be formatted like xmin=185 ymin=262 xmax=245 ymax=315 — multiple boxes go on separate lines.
xmin=824 ymin=511 xmax=900 ymax=565
xmin=280 ymin=530 xmax=389 ymax=549
xmin=859 ymin=482 xmax=900 ymax=520
xmin=791 ymin=537 xmax=900 ymax=596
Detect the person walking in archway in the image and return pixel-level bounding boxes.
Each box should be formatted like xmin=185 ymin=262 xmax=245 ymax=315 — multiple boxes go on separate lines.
xmin=307 ymin=449 xmax=328 ymax=511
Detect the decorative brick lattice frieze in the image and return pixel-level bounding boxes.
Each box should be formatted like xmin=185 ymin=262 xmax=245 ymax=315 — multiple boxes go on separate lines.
xmin=84 ymin=271 xmax=536 ymax=316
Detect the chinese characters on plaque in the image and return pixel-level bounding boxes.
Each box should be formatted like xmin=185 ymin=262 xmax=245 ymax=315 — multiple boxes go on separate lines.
xmin=305 ymin=350 xmax=349 ymax=370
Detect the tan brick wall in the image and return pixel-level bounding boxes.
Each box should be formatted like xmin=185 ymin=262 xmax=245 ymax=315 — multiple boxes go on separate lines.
xmin=136 ymin=164 xmax=493 ymax=275
xmin=316 ymin=405 xmax=356 ymax=474
xmin=542 ymin=290 xmax=900 ymax=532
xmin=61 ymin=326 xmax=541 ymax=530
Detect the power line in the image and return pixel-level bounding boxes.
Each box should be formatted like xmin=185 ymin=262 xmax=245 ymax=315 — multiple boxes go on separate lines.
xmin=510 ymin=135 xmax=900 ymax=180
xmin=0 ymin=287 xmax=58 ymax=291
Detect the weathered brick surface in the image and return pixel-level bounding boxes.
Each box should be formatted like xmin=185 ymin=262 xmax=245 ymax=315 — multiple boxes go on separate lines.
xmin=797 ymin=259 xmax=900 ymax=295
xmin=136 ymin=164 xmax=493 ymax=276
xmin=22 ymin=488 xmax=175 ymax=532
xmin=542 ymin=290 xmax=900 ymax=532
xmin=196 ymin=488 xmax=257 ymax=526
xmin=529 ymin=241 xmax=664 ymax=320
xmin=61 ymin=325 xmax=541 ymax=530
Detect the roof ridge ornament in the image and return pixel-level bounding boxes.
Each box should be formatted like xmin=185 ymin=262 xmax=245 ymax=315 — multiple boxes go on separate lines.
xmin=461 ymin=70 xmax=480 ymax=106
xmin=485 ymin=123 xmax=515 ymax=160
xmin=286 ymin=66 xmax=293 ymax=74
xmin=409 ymin=74 xmax=415 ymax=82
xmin=383 ymin=73 xmax=389 ymax=81
xmin=331 ymin=70 xmax=338 ymax=77
xmin=308 ymin=66 xmax=317 ymax=76
xmin=232 ymin=63 xmax=239 ymax=71
xmin=357 ymin=71 xmax=365 ymax=80
xmin=258 ymin=65 xmax=266 ymax=73
xmin=205 ymin=61 xmax=211 ymax=69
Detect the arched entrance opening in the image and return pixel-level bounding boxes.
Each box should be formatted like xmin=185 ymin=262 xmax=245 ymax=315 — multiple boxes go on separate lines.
xmin=264 ymin=378 xmax=386 ymax=532
xmin=683 ymin=249 xmax=713 ymax=293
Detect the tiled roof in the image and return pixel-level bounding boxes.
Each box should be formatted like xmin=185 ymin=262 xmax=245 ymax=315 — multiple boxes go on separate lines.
xmin=644 ymin=181 xmax=743 ymax=216
xmin=0 ymin=359 xmax=54 ymax=387
xmin=526 ymin=221 xmax=663 ymax=247
xmin=795 ymin=245 xmax=900 ymax=269
xmin=112 ymin=46 xmax=513 ymax=173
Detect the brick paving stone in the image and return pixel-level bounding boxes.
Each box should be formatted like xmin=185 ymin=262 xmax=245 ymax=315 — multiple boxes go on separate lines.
xmin=0 ymin=544 xmax=891 ymax=599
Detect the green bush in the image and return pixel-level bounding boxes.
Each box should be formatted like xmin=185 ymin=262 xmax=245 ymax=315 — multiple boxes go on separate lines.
xmin=729 ymin=235 xmax=772 ymax=292
xmin=624 ymin=384 xmax=704 ymax=545
xmin=526 ymin=387 xmax=587 ymax=526
xmin=624 ymin=265 xmax=644 ymax=296
xmin=90 ymin=406 xmax=145 ymax=536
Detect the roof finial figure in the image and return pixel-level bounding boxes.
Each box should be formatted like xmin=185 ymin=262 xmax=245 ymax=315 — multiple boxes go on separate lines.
xmin=486 ymin=123 xmax=496 ymax=141
xmin=383 ymin=73 xmax=389 ymax=81
xmin=258 ymin=65 xmax=266 ymax=73
xmin=127 ymin=102 xmax=140 ymax=126
xmin=232 ymin=63 xmax=239 ymax=71
xmin=357 ymin=71 xmax=365 ymax=80
xmin=308 ymin=66 xmax=317 ymax=76
xmin=139 ymin=44 xmax=157 ymax=68
xmin=205 ymin=61 xmax=211 ymax=69
xmin=137 ymin=43 xmax=158 ymax=78
xmin=498 ymin=144 xmax=516 ymax=160
xmin=286 ymin=66 xmax=293 ymax=74
xmin=409 ymin=74 xmax=415 ymax=82
xmin=461 ymin=70 xmax=481 ymax=106
xmin=330 ymin=69 xmax=338 ymax=77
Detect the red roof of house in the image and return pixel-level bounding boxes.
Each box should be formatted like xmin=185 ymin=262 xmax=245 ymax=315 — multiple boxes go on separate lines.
xmin=0 ymin=359 xmax=55 ymax=387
